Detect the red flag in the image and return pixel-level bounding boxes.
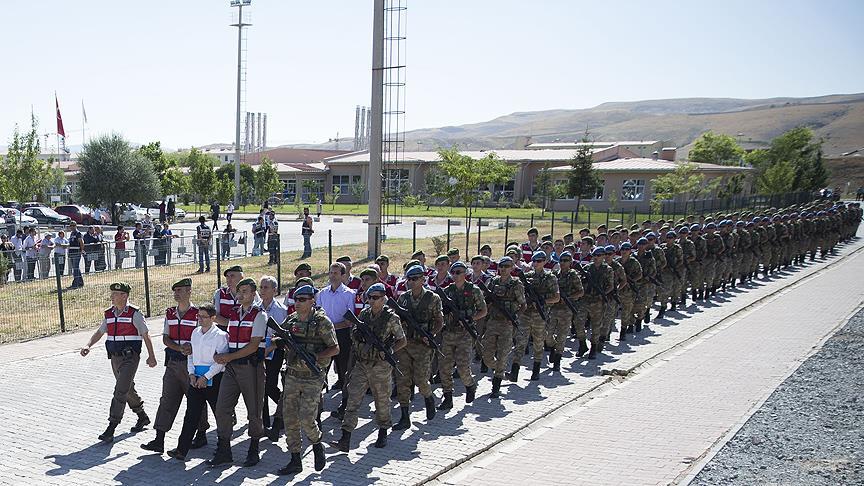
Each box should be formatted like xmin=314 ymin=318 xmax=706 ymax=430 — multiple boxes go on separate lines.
xmin=55 ymin=93 xmax=66 ymax=138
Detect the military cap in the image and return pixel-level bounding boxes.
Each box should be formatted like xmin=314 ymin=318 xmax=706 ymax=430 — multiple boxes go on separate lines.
xmin=411 ymin=250 xmax=425 ymax=258
xmin=470 ymin=254 xmax=485 ymax=263
xmin=604 ymin=244 xmax=616 ymax=254
xmin=294 ymin=263 xmax=312 ymax=275
xmin=506 ymin=246 xmax=520 ymax=255
xmin=447 ymin=248 xmax=460 ymax=256
xmin=578 ymin=227 xmax=591 ymax=234
xmin=582 ymin=236 xmax=595 ymax=245
xmin=365 ymin=282 xmax=386 ymax=296
xmin=615 ymin=225 xmax=624 ymax=230
xmin=236 ymin=277 xmax=257 ymax=290
xmin=745 ymin=222 xmax=754 ymax=228
xmin=690 ymin=223 xmax=702 ymax=231
xmin=630 ymin=223 xmax=640 ymax=231
xmin=736 ymin=221 xmax=745 ymax=227
xmin=597 ymin=224 xmax=608 ymax=230
xmin=527 ymin=227 xmax=539 ymax=236
xmin=110 ymin=281 xmax=131 ymax=293
xmin=591 ymin=247 xmax=605 ymax=257
xmin=171 ymin=278 xmax=192 ymax=290
xmin=541 ymin=240 xmax=553 ymax=248
xmin=294 ymin=285 xmax=316 ymax=297
xmin=646 ymin=232 xmax=657 ymax=240
xmin=449 ymin=261 xmax=468 ymax=273
xmin=405 ymin=265 xmax=425 ymax=277
xmin=531 ymin=251 xmax=547 ymax=262
xmin=679 ymin=226 xmax=690 ymax=234
xmin=479 ymin=244 xmax=492 ymax=252
xmin=562 ymin=233 xmax=574 ymax=239
xmin=559 ymin=251 xmax=573 ymax=261
xmin=541 ymin=234 xmax=553 ymax=242
xmin=498 ymin=256 xmax=514 ymax=266
xmin=335 ymin=255 xmax=352 ymax=263
xmin=435 ymin=255 xmax=450 ymax=264
xmin=636 ymin=237 xmax=649 ymax=246
xmin=295 ymin=277 xmax=314 ymax=287
xmin=403 ymin=259 xmax=421 ymax=270
xmin=359 ymin=268 xmax=379 ymax=280
xmin=620 ymin=242 xmax=633 ymax=251
xmin=705 ymin=222 xmax=717 ymax=230
xmin=223 ymin=264 xmax=243 ymax=276
xmin=375 ymin=254 xmax=390 ymax=263
xmin=704 ymin=217 xmax=714 ymax=223
xmin=666 ymin=231 xmax=677 ymax=239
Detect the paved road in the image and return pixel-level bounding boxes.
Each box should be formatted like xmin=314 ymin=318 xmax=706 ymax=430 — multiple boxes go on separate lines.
xmin=0 ymin=230 xmax=860 ymax=485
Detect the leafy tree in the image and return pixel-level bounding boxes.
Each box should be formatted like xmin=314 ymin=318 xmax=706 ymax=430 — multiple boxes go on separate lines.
xmin=349 ymin=181 xmax=366 ymax=208
xmin=423 ymin=166 xmax=455 ymax=210
xmin=566 ymin=136 xmax=601 ymax=216
xmin=161 ymin=167 xmax=190 ymax=199
xmin=216 ymin=162 xmax=256 ymax=200
xmin=214 ymin=177 xmax=235 ymax=206
xmin=324 ymin=186 xmax=342 ymax=209
xmin=716 ymin=173 xmax=747 ymax=198
xmin=187 ymin=148 xmax=216 ymax=211
xmin=255 ymin=157 xmax=282 ymax=204
xmin=689 ymin=132 xmax=744 ymax=166
xmin=437 ymin=147 xmax=515 ymax=241
xmin=757 ymin=160 xmax=795 ymax=194
xmin=301 ymin=179 xmax=323 ymax=203
xmin=1 ymin=115 xmax=52 ymax=210
xmin=535 ymin=163 xmax=552 ymax=210
xmin=651 ymin=162 xmax=713 ymax=208
xmin=77 ymin=134 xmax=161 ymax=223
xmin=748 ymin=127 xmax=828 ymax=194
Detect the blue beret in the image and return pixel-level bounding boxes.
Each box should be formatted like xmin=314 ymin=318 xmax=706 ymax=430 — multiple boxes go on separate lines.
xmin=366 ymin=282 xmax=386 ymax=296
xmin=736 ymin=221 xmax=744 ymax=226
xmin=498 ymin=256 xmax=514 ymax=265
xmin=531 ymin=251 xmax=547 ymax=262
xmin=817 ymin=211 xmax=825 ymax=216
xmin=405 ymin=265 xmax=425 ymax=277
xmin=636 ymin=237 xmax=648 ymax=246
xmin=705 ymin=223 xmax=717 ymax=229
xmin=604 ymin=245 xmax=615 ymax=253
xmin=690 ymin=224 xmax=701 ymax=231
xmin=679 ymin=226 xmax=689 ymax=234
xmin=620 ymin=242 xmax=632 ymax=250
xmin=752 ymin=217 xmax=761 ymax=223
xmin=558 ymin=251 xmax=572 ymax=260
xmin=591 ymin=247 xmax=605 ymax=257
xmin=449 ymin=261 xmax=468 ymax=272
xmin=646 ymin=232 xmax=656 ymax=240
xmin=666 ymin=231 xmax=677 ymax=238
xmin=294 ymin=285 xmax=315 ymax=297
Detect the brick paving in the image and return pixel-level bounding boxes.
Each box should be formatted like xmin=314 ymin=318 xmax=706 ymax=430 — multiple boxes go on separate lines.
xmin=0 ymin=233 xmax=860 ymax=486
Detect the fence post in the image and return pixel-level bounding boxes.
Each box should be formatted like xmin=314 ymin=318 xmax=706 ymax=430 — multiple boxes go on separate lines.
xmin=216 ymin=237 xmax=222 ymax=290
xmin=328 ymin=230 xmax=333 ymax=268
xmin=504 ymin=215 xmax=510 ymax=252
xmin=465 ymin=218 xmax=470 ymax=258
xmin=620 ymin=208 xmax=625 ymax=226
xmin=570 ymin=211 xmax=575 ymax=234
xmin=632 ymin=207 xmax=636 ymax=226
xmin=412 ymin=222 xmax=417 ymax=253
xmin=143 ymin=250 xmax=151 ymax=318
xmin=54 ymin=257 xmax=66 ymax=333
xmin=446 ymin=219 xmax=451 ymax=250
xmin=477 ymin=218 xmax=482 ymax=254
xmin=276 ymin=239 xmax=282 ymax=293
xmin=550 ymin=212 xmax=555 ymax=237
xmin=605 ymin=209 xmax=610 ymax=228
xmin=530 ymin=213 xmax=534 ymax=228
xmin=375 ymin=226 xmax=380 ymax=257
xmin=587 ymin=209 xmax=591 ymax=228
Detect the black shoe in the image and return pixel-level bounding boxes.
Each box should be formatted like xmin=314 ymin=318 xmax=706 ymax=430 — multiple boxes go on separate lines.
xmin=278 ymin=453 xmax=303 ymax=475
xmin=465 ymin=384 xmax=477 ymax=403
xmin=656 ymin=307 xmax=665 ymax=319
xmin=626 ymin=324 xmax=633 ymax=333
xmin=393 ymin=406 xmax=411 ymax=430
xmin=425 ymin=396 xmax=436 ymax=420
xmin=207 ymin=439 xmax=233 ymax=467
xmin=480 ymin=361 xmax=488 ymax=373
xmin=331 ymin=379 xmax=343 ymax=390
xmin=576 ymin=339 xmax=589 ymax=357
xmin=166 ymin=448 xmax=187 ymax=461
xmin=190 ymin=430 xmax=208 ymax=449
xmin=98 ymin=423 xmax=117 ymax=442
xmin=131 ymin=412 xmax=150 ymax=433
xmin=587 ymin=347 xmax=597 ymax=360
xmin=390 ymin=384 xmax=398 ymax=399
xmin=644 ymin=310 xmax=651 ymax=324
xmin=670 ymin=302 xmax=676 ymax=311
xmin=438 ymin=392 xmax=453 ymax=410
xmin=330 ymin=430 xmax=351 ymax=453
xmin=635 ymin=321 xmax=642 ymax=333
xmin=507 ymin=362 xmax=520 ymax=382
xmin=490 ymin=377 xmax=502 ymax=398
xmin=374 ymin=428 xmax=388 ymax=449
xmin=551 ymin=351 xmax=561 ymax=371
xmin=530 ymin=361 xmax=541 ymax=381
xmin=619 ymin=329 xmax=626 ymax=341
xmin=242 ymin=438 xmax=260 ymax=467
xmin=313 ymin=443 xmax=326 ymax=471
xmin=692 ymin=289 xmax=698 ymax=301
xmin=140 ymin=431 xmax=165 ymax=453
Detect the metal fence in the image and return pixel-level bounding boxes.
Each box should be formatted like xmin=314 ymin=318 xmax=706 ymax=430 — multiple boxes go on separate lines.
xmin=659 ymin=192 xmax=815 ymax=217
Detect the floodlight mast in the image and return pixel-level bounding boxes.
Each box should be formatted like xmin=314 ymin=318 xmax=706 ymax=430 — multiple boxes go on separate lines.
xmin=230 ymin=0 xmax=252 ymax=207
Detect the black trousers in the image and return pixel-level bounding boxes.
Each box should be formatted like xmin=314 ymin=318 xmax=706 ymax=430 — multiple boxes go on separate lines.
xmin=262 ymin=348 xmax=285 ymax=426
xmin=176 ymin=373 xmax=222 ymax=456
xmin=333 ymin=327 xmax=353 ymax=387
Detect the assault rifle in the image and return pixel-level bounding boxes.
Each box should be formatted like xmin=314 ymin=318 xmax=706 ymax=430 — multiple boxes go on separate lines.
xmin=434 ymin=286 xmax=483 ymax=346
xmin=266 ymin=317 xmax=322 ymax=376
xmin=574 ymin=262 xmax=614 ymax=304
xmin=342 ymin=310 xmax=403 ymax=376
xmin=477 ymin=281 xmax=521 ymax=332
xmin=386 ymin=297 xmax=444 ymax=357
xmin=516 ymin=271 xmax=549 ymax=322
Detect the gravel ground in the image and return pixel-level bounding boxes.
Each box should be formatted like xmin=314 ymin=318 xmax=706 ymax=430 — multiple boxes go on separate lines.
xmin=691 ymin=307 xmax=864 ymax=486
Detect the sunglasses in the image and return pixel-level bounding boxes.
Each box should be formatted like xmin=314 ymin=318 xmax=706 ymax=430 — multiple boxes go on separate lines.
xmin=408 ymin=276 xmax=423 ymax=281
xmin=295 ymin=297 xmax=313 ymax=303
xmin=368 ymin=294 xmax=385 ymax=300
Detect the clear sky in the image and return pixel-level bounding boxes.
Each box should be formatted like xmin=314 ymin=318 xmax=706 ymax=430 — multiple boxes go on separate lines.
xmin=1 ymin=0 xmax=862 ymax=151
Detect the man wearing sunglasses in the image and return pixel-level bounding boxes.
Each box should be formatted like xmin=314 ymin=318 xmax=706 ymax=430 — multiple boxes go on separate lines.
xmin=392 ymin=265 xmax=444 ymax=430
xmin=482 ymin=256 xmax=526 ymax=398
xmin=438 ymin=261 xmax=487 ymax=410
xmin=332 ymin=283 xmax=406 ymax=452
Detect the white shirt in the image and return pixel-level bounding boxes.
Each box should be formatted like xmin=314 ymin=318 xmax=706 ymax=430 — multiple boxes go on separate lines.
xmin=227 ymin=203 xmax=234 ymax=214
xmin=53 ymin=236 xmax=69 ymax=255
xmin=38 ymin=237 xmax=54 ymax=257
xmin=9 ymin=236 xmax=23 ymax=253
xmin=23 ymin=235 xmax=37 ymax=258
xmin=187 ymin=324 xmax=229 ymax=379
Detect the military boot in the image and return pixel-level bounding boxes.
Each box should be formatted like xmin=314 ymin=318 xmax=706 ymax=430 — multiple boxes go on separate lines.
xmin=438 ymin=392 xmax=453 ymax=410
xmin=313 ymin=443 xmax=326 ymax=471
xmin=644 ymin=310 xmax=651 ymax=323
xmin=619 ymin=328 xmax=626 ymax=341
xmin=692 ymin=289 xmax=698 ymax=301
xmin=98 ymin=422 xmax=117 ymax=442
xmin=587 ymin=344 xmax=597 ymax=360
xmin=656 ymin=304 xmax=666 ymax=319
xmin=552 ymin=351 xmax=562 ymax=371
xmin=507 ymin=362 xmax=520 ymax=382
xmin=374 ymin=428 xmax=388 ymax=448
xmin=576 ymin=338 xmax=589 ymax=357
xmin=530 ymin=361 xmax=541 ymax=381
xmin=425 ymin=396 xmax=436 ymax=420
xmin=207 ymin=439 xmax=233 ymax=466
xmin=392 ymin=406 xmax=411 ymax=430
xmin=141 ymin=430 xmax=165 ymax=453
xmin=278 ymin=453 xmax=303 ymax=475
xmin=330 ymin=430 xmax=351 ymax=453
xmin=131 ymin=411 xmax=151 ymax=433
xmin=634 ymin=320 xmax=642 ymax=333
xmin=267 ymin=417 xmax=283 ymax=442
xmin=242 ymin=438 xmax=260 ymax=467
xmin=490 ymin=377 xmax=502 ymax=398
xmin=465 ymin=384 xmax=477 ymax=403
xmin=680 ymin=292 xmax=687 ymax=307
xmin=670 ymin=301 xmax=677 ymax=312
xmin=479 ymin=360 xmax=488 ymax=373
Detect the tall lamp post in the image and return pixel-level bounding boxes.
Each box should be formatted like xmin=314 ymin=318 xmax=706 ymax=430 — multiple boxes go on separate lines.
xmin=230 ymin=0 xmax=251 ymax=207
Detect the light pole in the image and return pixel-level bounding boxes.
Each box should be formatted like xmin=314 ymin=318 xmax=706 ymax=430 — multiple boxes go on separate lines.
xmin=230 ymin=0 xmax=251 ymax=208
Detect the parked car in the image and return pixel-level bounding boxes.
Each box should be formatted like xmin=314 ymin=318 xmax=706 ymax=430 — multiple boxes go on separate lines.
xmin=119 ymin=205 xmax=148 ymax=224
xmin=143 ymin=201 xmax=185 ymax=220
xmin=21 ymin=202 xmax=48 ymax=210
xmin=1 ymin=207 xmax=39 ymax=228
xmin=23 ymin=207 xmax=72 ymax=226
xmin=55 ymin=205 xmax=97 ymax=225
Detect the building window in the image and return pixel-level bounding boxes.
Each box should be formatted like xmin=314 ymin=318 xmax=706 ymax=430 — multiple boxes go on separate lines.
xmin=301 ymin=179 xmax=324 ymax=202
xmin=493 ymin=180 xmax=515 ymax=201
xmin=384 ymin=169 xmax=410 ymax=198
xmin=585 ymin=179 xmax=605 ymax=200
xmin=332 ymin=175 xmax=352 ymax=195
xmin=282 ymin=179 xmax=296 ymax=200
xmin=622 ymin=179 xmax=645 ymax=201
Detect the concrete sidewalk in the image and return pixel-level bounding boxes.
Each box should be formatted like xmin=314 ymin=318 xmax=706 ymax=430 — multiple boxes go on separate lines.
xmin=434 ymin=245 xmax=864 ymax=485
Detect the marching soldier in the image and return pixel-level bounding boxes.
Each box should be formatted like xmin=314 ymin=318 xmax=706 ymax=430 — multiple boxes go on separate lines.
xmin=514 ymin=251 xmax=559 ymax=381
xmin=276 ymin=285 xmax=340 ymax=476
xmin=659 ymin=231 xmax=684 ymax=317
xmin=551 ymin=252 xmax=583 ymax=364
xmin=703 ymin=223 xmax=724 ymax=297
xmin=678 ymin=226 xmax=696 ymax=306
xmin=646 ymin=232 xmax=667 ymax=320
xmin=482 ymin=257 xmax=526 ymax=397
xmin=332 ymin=283 xmax=406 ymax=451
xmin=141 ymin=278 xmax=209 ymax=453
xmin=634 ymin=238 xmax=657 ymax=332
xmin=601 ymin=245 xmax=626 ymax=340
xmin=80 ymin=282 xmax=156 ymax=442
xmin=392 ymin=265 xmax=444 ymax=429
xmin=574 ymin=248 xmax=613 ymax=359
xmin=618 ymin=242 xmax=642 ymax=340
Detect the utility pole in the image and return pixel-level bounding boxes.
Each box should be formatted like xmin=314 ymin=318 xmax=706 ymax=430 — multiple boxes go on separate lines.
xmin=230 ymin=0 xmax=251 ymax=207
xmin=367 ymin=0 xmax=384 ymax=258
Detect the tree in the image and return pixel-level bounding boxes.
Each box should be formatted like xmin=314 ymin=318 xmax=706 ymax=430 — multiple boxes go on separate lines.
xmin=757 ymin=160 xmax=795 ymax=194
xmin=566 ymin=136 xmax=601 ymax=217
xmin=187 ymin=148 xmax=216 ymax=212
xmin=716 ymin=173 xmax=747 ymax=198
xmin=423 ymin=166 xmax=455 ymax=210
xmin=161 ymin=167 xmax=190 ymax=199
xmin=301 ymin=179 xmax=323 ymax=203
xmin=437 ymin=147 xmax=515 ymax=243
xmin=349 ymin=181 xmax=366 ymax=208
xmin=748 ymin=127 xmax=829 ymax=194
xmin=77 ymin=134 xmax=161 ymax=223
xmin=214 ymin=177 xmax=235 ymax=206
xmin=689 ymin=132 xmax=744 ymax=166
xmin=216 ymin=162 xmax=256 ymax=203
xmin=535 ymin=163 xmax=552 ymax=210
xmin=324 ymin=186 xmax=342 ymax=209
xmin=651 ymin=162 xmax=712 ymax=210
xmin=1 ymin=115 xmax=52 ymax=210
xmin=255 ymin=157 xmax=282 ymax=204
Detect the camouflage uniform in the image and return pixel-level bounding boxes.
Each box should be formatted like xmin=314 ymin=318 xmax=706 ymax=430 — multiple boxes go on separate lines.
xmin=551 ymin=267 xmax=582 ymax=353
xmin=482 ymin=276 xmax=525 ymax=379
xmin=690 ymin=233 xmax=707 ymax=295
xmin=719 ymin=230 xmax=735 ymax=286
xmin=736 ymin=227 xmax=752 ymax=280
xmin=395 ymin=289 xmax=442 ymax=406
xmin=679 ymin=236 xmax=696 ymax=299
xmin=516 ymin=270 xmax=558 ymax=364
xmin=281 ymin=309 xmax=338 ymax=453
xmin=440 ymin=282 xmax=486 ymax=393
xmin=651 ymin=245 xmax=668 ymax=304
xmin=619 ymin=256 xmax=642 ymax=333
xmin=574 ymin=262 xmax=614 ymax=351
xmin=661 ymin=240 xmax=684 ymax=307
xmin=635 ymin=250 xmax=657 ymax=321
xmin=704 ymin=232 xmax=724 ymax=290
xmin=602 ymin=258 xmax=626 ymax=337
xmin=341 ymin=307 xmax=405 ymax=432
